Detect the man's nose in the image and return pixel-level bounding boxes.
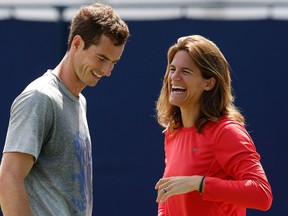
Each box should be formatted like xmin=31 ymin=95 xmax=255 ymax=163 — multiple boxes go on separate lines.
xmin=102 ymin=63 xmax=114 ymax=77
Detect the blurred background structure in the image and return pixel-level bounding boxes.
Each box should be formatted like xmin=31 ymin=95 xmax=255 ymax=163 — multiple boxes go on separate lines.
xmin=0 ymin=0 xmax=287 ymax=215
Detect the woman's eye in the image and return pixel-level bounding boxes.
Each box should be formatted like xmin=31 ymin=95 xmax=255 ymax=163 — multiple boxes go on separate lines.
xmin=169 ymin=68 xmax=175 ymax=73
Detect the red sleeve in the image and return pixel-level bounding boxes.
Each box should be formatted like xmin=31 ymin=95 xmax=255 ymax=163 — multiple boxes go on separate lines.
xmin=157 ymin=134 xmax=167 ymax=216
xmin=158 ymin=202 xmax=165 ymax=216
xmin=202 ymin=122 xmax=273 ymax=210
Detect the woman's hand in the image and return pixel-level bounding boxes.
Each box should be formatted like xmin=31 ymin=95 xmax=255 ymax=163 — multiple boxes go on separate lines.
xmin=155 ymin=176 xmax=203 ymax=203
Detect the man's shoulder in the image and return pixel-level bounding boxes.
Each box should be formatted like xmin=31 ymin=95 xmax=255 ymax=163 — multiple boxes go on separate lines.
xmin=12 ymin=71 xmax=60 ymax=107
xmin=24 ymin=70 xmax=57 ymax=92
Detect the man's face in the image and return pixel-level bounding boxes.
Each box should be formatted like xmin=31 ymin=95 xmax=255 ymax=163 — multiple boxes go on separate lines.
xmin=72 ymin=34 xmax=125 ymax=88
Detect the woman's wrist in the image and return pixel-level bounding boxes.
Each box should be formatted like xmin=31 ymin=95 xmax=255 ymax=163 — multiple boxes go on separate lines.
xmin=199 ymin=176 xmax=205 ymax=193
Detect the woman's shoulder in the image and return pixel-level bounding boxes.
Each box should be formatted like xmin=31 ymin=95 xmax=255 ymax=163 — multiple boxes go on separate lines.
xmin=204 ymin=116 xmax=247 ymax=136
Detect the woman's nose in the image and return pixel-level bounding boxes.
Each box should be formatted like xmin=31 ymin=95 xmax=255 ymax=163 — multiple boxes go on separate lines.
xmin=171 ymin=70 xmax=181 ymax=80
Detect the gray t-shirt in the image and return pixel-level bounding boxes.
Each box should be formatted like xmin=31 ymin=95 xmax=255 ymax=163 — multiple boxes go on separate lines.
xmin=4 ymin=70 xmax=93 ymax=216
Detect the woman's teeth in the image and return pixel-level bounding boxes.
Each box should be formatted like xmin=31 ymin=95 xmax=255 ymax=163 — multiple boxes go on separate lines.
xmin=172 ymin=85 xmax=186 ymax=92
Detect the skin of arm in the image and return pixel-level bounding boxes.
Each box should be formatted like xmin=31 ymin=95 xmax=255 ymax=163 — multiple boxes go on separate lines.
xmin=155 ymin=175 xmax=204 ymax=203
xmin=0 ymin=152 xmax=34 ymax=216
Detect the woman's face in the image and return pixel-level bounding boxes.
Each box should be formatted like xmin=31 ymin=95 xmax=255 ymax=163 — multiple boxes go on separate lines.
xmin=168 ymin=50 xmax=209 ymax=111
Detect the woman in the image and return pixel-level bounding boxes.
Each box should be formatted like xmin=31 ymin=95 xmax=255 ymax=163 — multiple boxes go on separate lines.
xmin=154 ymin=35 xmax=272 ymax=216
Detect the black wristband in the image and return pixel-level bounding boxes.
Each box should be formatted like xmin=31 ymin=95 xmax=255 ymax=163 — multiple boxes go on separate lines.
xmin=199 ymin=176 xmax=205 ymax=193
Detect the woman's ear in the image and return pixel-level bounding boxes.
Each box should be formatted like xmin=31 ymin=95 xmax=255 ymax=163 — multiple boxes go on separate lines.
xmin=204 ymin=77 xmax=216 ymax=91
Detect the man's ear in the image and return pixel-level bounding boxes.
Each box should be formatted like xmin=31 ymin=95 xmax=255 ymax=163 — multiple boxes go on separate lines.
xmin=72 ymin=35 xmax=84 ymax=50
xmin=204 ymin=77 xmax=216 ymax=91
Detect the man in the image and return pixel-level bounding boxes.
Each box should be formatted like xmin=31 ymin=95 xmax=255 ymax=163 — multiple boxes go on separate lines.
xmin=0 ymin=3 xmax=129 ymax=215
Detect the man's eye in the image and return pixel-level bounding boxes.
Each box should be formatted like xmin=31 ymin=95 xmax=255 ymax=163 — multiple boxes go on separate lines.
xmin=97 ymin=56 xmax=106 ymax=62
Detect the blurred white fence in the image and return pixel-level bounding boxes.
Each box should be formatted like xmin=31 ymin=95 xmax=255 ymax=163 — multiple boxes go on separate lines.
xmin=1 ymin=0 xmax=288 ymax=21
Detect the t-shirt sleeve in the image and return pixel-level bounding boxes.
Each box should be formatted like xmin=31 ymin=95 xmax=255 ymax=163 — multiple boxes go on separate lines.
xmin=158 ymin=202 xmax=166 ymax=216
xmin=4 ymin=90 xmax=53 ymax=160
xmin=202 ymin=122 xmax=273 ymax=210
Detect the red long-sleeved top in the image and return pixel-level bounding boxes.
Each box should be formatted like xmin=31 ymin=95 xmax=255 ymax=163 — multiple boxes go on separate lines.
xmin=159 ymin=117 xmax=272 ymax=216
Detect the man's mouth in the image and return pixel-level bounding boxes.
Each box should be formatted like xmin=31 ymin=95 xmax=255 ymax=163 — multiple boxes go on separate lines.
xmin=92 ymin=70 xmax=102 ymax=79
